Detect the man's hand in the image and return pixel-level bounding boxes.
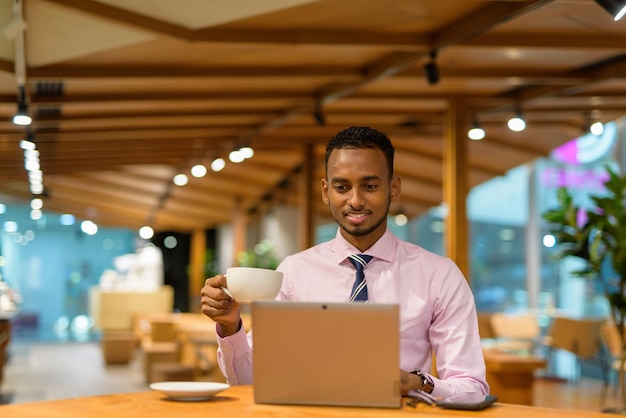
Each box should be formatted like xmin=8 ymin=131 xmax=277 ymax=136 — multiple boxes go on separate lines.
xmin=400 ymin=370 xmax=423 ymax=395
xmin=200 ymin=274 xmax=242 ymax=336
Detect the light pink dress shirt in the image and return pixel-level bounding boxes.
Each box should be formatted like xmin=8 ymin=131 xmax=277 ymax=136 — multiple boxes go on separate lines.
xmin=216 ymin=228 xmax=489 ymax=398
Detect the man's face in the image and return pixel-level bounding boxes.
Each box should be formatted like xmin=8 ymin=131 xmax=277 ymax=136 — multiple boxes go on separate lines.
xmin=322 ymin=148 xmax=400 ymax=250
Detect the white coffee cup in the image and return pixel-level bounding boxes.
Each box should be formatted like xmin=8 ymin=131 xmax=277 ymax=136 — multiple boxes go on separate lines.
xmin=222 ymin=267 xmax=283 ymax=303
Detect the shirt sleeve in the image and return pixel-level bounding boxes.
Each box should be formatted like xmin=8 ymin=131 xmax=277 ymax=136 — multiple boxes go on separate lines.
xmin=214 ymin=259 xmax=292 ymax=385
xmin=427 ymin=260 xmax=490 ymax=398
xmin=215 ymin=322 xmax=254 ymax=385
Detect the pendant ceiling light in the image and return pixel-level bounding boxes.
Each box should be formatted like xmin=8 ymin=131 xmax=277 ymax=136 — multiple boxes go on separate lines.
xmin=595 ymin=0 xmax=626 ymax=21
xmin=423 ymin=50 xmax=439 ymax=85
xmin=12 ymin=85 xmax=31 ymax=126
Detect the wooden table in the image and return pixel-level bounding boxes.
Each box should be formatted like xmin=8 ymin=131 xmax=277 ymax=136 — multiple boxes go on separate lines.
xmin=0 ymin=385 xmax=609 ymax=418
xmin=186 ymin=333 xmax=218 ymax=373
xmin=174 ymin=320 xmax=217 ymax=368
xmin=483 ymin=349 xmax=548 ymax=405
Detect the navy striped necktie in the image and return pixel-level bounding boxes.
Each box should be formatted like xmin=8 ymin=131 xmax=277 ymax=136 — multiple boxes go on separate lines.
xmin=348 ymin=254 xmax=373 ymax=302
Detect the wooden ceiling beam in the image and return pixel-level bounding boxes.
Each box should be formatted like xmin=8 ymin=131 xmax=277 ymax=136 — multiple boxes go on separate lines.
xmin=505 ymin=54 xmax=626 ymax=103
xmin=50 ymin=182 xmax=160 ymax=208
xmin=26 ymin=91 xmax=313 ymax=104
xmin=23 ymin=65 xmax=596 ymax=84
xmin=45 ymin=186 xmax=154 ymax=216
xmin=193 ymin=27 xmax=428 ymax=47
xmin=30 ymin=129 xmax=247 ymax=142
xmin=466 ymin=33 xmax=626 ymax=50
xmin=0 ymin=59 xmax=14 ymax=77
xmin=46 ymin=110 xmax=282 ymax=121
xmin=75 ymin=171 xmax=170 ymax=195
xmin=27 ymin=65 xmax=361 ymax=79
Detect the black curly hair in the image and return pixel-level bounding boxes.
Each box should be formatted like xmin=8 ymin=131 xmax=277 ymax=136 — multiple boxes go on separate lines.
xmin=325 ymin=126 xmax=394 ymax=178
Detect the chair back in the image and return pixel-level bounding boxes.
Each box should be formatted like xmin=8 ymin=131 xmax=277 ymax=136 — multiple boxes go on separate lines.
xmin=150 ymin=319 xmax=178 ymax=343
xmin=490 ymin=312 xmax=540 ymax=340
xmin=548 ymin=316 xmax=606 ymax=359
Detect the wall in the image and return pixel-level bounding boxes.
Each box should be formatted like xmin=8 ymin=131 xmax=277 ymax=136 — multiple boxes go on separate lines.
xmin=216 ymin=204 xmax=299 ymax=272
xmin=259 ymin=205 xmax=299 ymax=261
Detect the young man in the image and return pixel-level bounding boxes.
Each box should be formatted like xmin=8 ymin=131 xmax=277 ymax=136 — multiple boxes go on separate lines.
xmin=201 ymin=126 xmax=489 ymax=398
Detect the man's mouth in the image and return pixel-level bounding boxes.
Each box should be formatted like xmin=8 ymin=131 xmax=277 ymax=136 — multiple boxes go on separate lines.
xmin=346 ymin=211 xmax=369 ymax=224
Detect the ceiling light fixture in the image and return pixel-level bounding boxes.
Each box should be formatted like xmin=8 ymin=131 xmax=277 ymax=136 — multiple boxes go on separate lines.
xmin=211 ymin=157 xmax=225 ymax=172
xmin=190 ymin=163 xmax=207 ymax=178
xmin=312 ymin=101 xmax=326 ymax=126
xmin=173 ymin=173 xmax=188 ymax=186
xmin=19 ymin=132 xmax=36 ymax=150
xmin=229 ymin=149 xmax=244 ymax=163
xmin=507 ymin=107 xmax=526 ymax=132
xmin=590 ymin=121 xmax=604 ymax=136
xmin=313 ymin=104 xmax=326 ymax=126
xmin=582 ymin=111 xmax=604 ymax=136
xmin=595 ymin=0 xmax=626 ymax=21
xmin=467 ymin=118 xmax=486 ymax=140
xmin=239 ymin=145 xmax=254 ymax=159
xmin=138 ymin=225 xmax=154 ymax=240
xmin=20 ymin=129 xmax=44 ymax=195
xmin=12 ymin=85 xmax=31 ymax=126
xmin=30 ymin=209 xmax=42 ymax=221
xmin=423 ymin=50 xmax=439 ymax=85
xmin=313 ymin=110 xmax=326 ymax=126
xmin=30 ymin=197 xmax=43 ymax=210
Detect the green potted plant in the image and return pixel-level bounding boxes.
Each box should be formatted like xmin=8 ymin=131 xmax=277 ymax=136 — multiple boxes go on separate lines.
xmin=236 ymin=239 xmax=279 ymax=270
xmin=542 ymin=165 xmax=626 ymax=412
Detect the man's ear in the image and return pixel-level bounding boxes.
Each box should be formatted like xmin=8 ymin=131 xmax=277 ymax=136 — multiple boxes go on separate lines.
xmin=321 ymin=178 xmax=330 ymax=204
xmin=390 ymin=175 xmax=401 ymax=203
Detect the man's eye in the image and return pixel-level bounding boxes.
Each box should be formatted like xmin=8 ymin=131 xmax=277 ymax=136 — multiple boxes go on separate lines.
xmin=364 ymin=184 xmax=378 ymax=190
xmin=334 ymin=185 xmax=347 ymax=192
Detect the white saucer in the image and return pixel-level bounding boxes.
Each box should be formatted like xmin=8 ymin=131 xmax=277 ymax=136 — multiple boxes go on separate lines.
xmin=150 ymin=381 xmax=230 ymax=401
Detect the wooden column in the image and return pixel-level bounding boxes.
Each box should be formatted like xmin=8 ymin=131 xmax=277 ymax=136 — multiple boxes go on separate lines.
xmin=443 ymin=97 xmax=470 ymax=281
xmin=0 ymin=319 xmax=10 ymax=386
xmin=233 ymin=197 xmax=247 ymax=265
xmin=526 ymin=161 xmax=540 ymax=310
xmin=298 ymin=144 xmax=315 ymax=251
xmin=188 ymin=228 xmax=206 ymax=312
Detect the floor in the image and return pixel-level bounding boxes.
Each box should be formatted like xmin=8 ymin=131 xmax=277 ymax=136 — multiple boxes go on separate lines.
xmin=1 ymin=340 xmax=626 ymax=412
xmin=0 ymin=340 xmax=148 ymax=404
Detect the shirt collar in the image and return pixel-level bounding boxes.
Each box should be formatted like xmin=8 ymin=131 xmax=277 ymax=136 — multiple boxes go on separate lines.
xmin=331 ymin=227 xmax=396 ymax=264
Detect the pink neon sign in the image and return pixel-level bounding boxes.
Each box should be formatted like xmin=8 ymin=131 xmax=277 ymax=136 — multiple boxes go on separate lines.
xmin=540 ymin=167 xmax=609 ymax=190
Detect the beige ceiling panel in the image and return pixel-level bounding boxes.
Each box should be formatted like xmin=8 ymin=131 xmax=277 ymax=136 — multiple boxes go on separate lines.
xmin=100 ymin=0 xmax=323 ymax=29
xmin=0 ymin=0 xmax=15 ymax=61
xmin=77 ymin=170 xmax=168 ymax=195
xmin=25 ymin=0 xmax=155 ymax=66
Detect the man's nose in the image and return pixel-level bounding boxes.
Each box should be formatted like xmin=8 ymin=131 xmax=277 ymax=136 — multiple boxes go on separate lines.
xmin=348 ymin=188 xmax=365 ymax=207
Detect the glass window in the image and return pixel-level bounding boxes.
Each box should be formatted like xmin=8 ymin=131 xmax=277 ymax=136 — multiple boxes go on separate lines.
xmin=467 ymin=165 xmax=529 ymax=313
xmin=0 ymin=204 xmax=136 ymax=341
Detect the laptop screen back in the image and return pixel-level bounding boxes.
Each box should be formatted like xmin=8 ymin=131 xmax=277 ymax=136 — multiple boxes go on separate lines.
xmin=251 ymin=301 xmax=401 ymax=408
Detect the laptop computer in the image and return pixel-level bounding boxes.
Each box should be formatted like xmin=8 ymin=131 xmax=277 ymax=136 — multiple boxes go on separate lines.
xmin=251 ymin=300 xmax=401 ymax=408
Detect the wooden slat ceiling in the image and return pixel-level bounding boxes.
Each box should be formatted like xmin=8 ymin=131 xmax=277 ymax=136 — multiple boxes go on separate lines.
xmin=1 ymin=0 xmax=625 ymax=232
